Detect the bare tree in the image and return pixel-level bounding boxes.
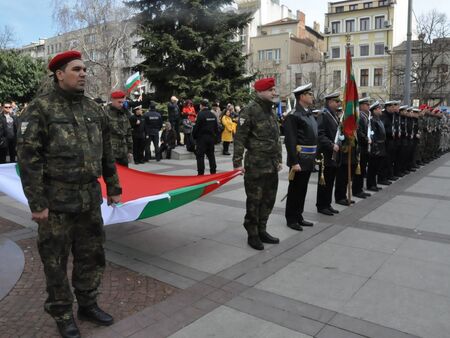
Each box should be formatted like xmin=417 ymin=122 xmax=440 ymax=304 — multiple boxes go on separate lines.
xmin=50 ymin=0 xmax=135 ymax=97
xmin=0 ymin=25 xmax=16 ymax=49
xmin=392 ymin=10 xmax=450 ymax=105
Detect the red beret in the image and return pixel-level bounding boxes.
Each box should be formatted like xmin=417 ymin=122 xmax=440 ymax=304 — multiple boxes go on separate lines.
xmin=48 ymin=50 xmax=82 ymax=72
xmin=254 ymin=77 xmax=275 ymax=92
xmin=111 ymin=90 xmax=126 ymax=99
xmin=419 ymin=104 xmax=429 ymax=110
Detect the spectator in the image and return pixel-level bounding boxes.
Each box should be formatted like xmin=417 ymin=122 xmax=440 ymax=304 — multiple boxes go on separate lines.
xmin=159 ymin=122 xmax=177 ymax=159
xmin=1 ymin=101 xmax=18 ymax=162
xmin=182 ymin=115 xmax=195 ymax=152
xmin=221 ymin=109 xmax=236 ymax=155
xmin=168 ymin=96 xmax=183 ymax=146
xmin=182 ymin=99 xmax=197 ymax=123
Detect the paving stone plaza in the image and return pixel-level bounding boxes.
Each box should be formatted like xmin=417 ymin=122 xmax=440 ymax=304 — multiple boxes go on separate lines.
xmin=1 ymin=148 xmax=450 ymax=338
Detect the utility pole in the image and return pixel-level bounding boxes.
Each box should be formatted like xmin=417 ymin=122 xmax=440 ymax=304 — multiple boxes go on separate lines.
xmin=404 ymin=0 xmax=413 ymax=105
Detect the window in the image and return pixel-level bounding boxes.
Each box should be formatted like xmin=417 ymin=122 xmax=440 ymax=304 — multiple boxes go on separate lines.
xmin=374 ymin=68 xmax=383 ymax=86
xmin=47 ymin=46 xmax=50 ymax=54
xmin=335 ymin=6 xmax=344 ymax=13
xmin=258 ymin=49 xmax=281 ymax=62
xmin=375 ymin=16 xmax=384 ymax=29
xmin=378 ymin=0 xmax=388 ymax=5
xmin=258 ymin=50 xmax=264 ymax=61
xmin=360 ymin=44 xmax=369 ymax=56
xmin=331 ymin=21 xmax=341 ymax=34
xmin=360 ymin=18 xmax=370 ymax=31
xmin=51 ymin=45 xmax=54 ymax=54
xmin=333 ymin=70 xmax=341 ymax=89
xmin=360 ymin=69 xmax=369 ymax=87
xmin=331 ymin=47 xmax=340 ymax=59
xmin=295 ymin=73 xmax=303 ymax=87
xmin=374 ymin=43 xmax=385 ymax=55
xmin=346 ymin=19 xmax=355 ymax=32
xmin=349 ymin=4 xmax=357 ymax=10
xmin=364 ymin=2 xmax=373 ymax=8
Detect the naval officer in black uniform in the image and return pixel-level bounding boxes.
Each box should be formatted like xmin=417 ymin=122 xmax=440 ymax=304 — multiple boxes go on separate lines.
xmin=283 ymin=83 xmax=318 ymax=230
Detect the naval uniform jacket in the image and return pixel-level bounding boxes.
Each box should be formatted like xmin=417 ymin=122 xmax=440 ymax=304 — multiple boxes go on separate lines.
xmin=284 ymin=104 xmax=318 ymax=171
xmin=317 ymin=107 xmax=339 ymax=167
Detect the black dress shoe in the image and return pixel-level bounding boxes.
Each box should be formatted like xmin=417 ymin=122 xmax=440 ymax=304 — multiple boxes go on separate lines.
xmin=353 ymin=192 xmax=367 ymax=199
xmin=378 ymin=180 xmax=392 ymax=185
xmin=248 ymin=236 xmax=264 ymax=250
xmin=362 ymin=192 xmax=371 ymax=197
xmin=367 ymin=186 xmax=379 ymax=191
xmin=318 ymin=208 xmax=334 ymax=216
xmin=299 ymin=219 xmax=314 ymax=227
xmin=328 ymin=206 xmax=339 ymax=213
xmin=259 ymin=231 xmax=280 ymax=244
xmin=409 ymin=168 xmax=416 ymax=172
xmin=55 ymin=316 xmax=81 ymax=338
xmin=389 ymin=176 xmax=399 ymax=181
xmin=287 ymin=222 xmax=303 ymax=231
xmin=336 ymin=199 xmax=351 ymax=206
xmin=78 ymin=304 xmax=114 ymax=326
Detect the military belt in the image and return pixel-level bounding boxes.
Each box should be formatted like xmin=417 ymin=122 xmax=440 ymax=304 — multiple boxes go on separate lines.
xmin=296 ymin=145 xmax=317 ymax=154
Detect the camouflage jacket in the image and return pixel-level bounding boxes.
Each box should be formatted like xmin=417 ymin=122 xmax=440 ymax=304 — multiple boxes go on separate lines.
xmin=233 ymin=95 xmax=282 ymax=175
xmin=17 ymin=85 xmax=121 ymax=213
xmin=105 ymin=104 xmax=133 ymax=160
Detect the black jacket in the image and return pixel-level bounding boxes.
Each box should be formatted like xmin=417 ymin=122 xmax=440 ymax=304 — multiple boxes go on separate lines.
xmin=167 ymin=102 xmax=181 ymax=121
xmin=144 ymin=109 xmax=163 ymax=135
xmin=283 ymin=103 xmax=318 ymax=170
xmin=129 ymin=114 xmax=146 ymax=139
xmin=358 ymin=110 xmax=369 ymax=148
xmin=370 ymin=116 xmax=387 ymax=156
xmin=317 ymin=107 xmax=339 ymax=167
xmin=192 ymin=108 xmax=218 ymax=140
xmin=381 ymin=111 xmax=395 ymax=140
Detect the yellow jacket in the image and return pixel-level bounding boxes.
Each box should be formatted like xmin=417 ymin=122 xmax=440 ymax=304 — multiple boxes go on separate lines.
xmin=221 ymin=115 xmax=236 ymax=142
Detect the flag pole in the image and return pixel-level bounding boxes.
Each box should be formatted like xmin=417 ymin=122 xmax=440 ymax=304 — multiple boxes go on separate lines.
xmin=345 ymin=36 xmax=352 ymax=206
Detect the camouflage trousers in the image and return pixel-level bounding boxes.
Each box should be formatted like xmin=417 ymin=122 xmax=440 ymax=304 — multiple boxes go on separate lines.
xmin=37 ymin=207 xmax=105 ymax=320
xmin=243 ymin=172 xmax=278 ymax=236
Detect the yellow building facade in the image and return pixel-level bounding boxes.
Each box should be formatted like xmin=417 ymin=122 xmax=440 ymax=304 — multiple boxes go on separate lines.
xmin=324 ymin=0 xmax=406 ymax=100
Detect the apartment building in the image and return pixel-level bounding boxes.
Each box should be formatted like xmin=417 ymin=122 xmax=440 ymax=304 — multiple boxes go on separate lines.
xmin=236 ymin=0 xmax=297 ymax=56
xmin=324 ymin=0 xmax=407 ymax=99
xmin=250 ymin=11 xmax=324 ymax=98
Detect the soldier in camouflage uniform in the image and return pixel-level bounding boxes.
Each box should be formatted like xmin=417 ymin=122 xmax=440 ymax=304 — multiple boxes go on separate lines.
xmin=17 ymin=50 xmax=122 ymax=338
xmin=233 ymin=77 xmax=283 ymax=251
xmin=106 ymin=90 xmax=133 ymax=166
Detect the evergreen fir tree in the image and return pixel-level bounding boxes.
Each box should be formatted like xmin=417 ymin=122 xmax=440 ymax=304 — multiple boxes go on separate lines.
xmin=126 ymin=0 xmax=254 ymax=104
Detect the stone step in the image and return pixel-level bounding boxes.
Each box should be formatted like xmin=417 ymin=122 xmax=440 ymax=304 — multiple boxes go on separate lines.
xmin=171 ymin=144 xmax=234 ymax=160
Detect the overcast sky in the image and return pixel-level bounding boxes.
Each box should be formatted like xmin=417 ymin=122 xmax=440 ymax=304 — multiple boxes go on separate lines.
xmin=1 ymin=0 xmax=449 ymax=47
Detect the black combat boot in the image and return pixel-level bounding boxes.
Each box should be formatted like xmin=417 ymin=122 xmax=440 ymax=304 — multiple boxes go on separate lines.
xmin=78 ymin=303 xmax=114 ymax=326
xmin=259 ymin=231 xmax=280 ymax=244
xmin=55 ymin=315 xmax=81 ymax=338
xmin=248 ymin=236 xmax=264 ymax=250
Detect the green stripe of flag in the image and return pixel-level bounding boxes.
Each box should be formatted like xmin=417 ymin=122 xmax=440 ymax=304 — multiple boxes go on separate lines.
xmin=137 ymin=181 xmax=216 ymax=219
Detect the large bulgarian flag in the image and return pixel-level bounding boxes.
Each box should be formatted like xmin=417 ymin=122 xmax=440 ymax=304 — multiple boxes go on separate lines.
xmin=342 ymin=45 xmax=359 ymax=140
xmin=125 ymin=72 xmax=141 ymax=94
xmin=0 ymin=163 xmax=240 ymax=225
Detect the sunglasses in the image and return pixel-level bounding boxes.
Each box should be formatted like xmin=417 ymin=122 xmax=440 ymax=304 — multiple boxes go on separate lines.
xmin=3 ymin=106 xmax=12 ymax=109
